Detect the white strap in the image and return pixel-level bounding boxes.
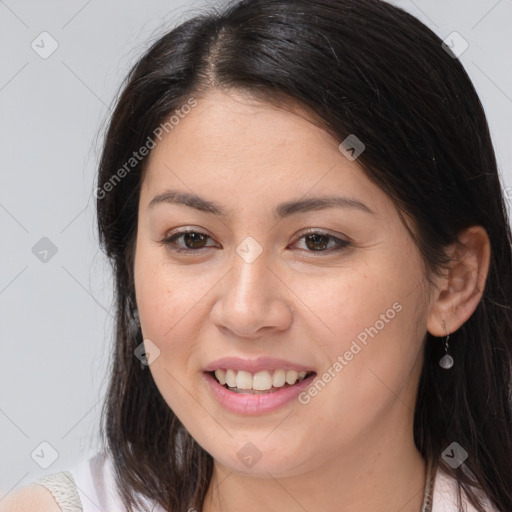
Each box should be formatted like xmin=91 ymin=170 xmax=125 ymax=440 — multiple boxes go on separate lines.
xmin=34 ymin=471 xmax=84 ymax=512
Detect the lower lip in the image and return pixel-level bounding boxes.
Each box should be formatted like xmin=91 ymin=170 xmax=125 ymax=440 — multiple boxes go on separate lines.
xmin=203 ymin=371 xmax=317 ymax=415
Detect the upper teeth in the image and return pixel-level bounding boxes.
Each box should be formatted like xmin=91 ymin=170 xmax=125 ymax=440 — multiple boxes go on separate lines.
xmin=214 ymin=369 xmax=309 ymax=390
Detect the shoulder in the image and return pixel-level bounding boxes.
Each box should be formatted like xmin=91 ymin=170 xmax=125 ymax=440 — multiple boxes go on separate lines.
xmin=0 ymin=484 xmax=62 ymax=512
xmin=0 ymin=470 xmax=83 ymax=512
xmin=433 ymin=466 xmax=500 ymax=512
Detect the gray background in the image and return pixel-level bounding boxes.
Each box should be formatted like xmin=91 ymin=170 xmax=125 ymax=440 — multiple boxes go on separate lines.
xmin=1 ymin=0 xmax=511 ymax=498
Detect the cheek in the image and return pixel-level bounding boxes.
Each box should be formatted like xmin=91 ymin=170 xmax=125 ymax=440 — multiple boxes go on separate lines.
xmin=301 ymin=249 xmax=427 ymax=414
xmin=306 ymin=254 xmax=422 ymax=353
xmin=134 ymin=240 xmax=208 ymax=337
xmin=134 ymin=250 xmax=206 ymax=423
xmin=133 ymin=245 xmax=204 ymax=391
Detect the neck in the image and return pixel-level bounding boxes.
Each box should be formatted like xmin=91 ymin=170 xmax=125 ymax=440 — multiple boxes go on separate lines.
xmin=202 ymin=411 xmax=427 ymax=512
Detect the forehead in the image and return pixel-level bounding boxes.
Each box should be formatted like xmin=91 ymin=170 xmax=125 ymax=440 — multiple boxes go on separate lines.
xmin=140 ymin=89 xmax=386 ymax=218
xmin=149 ymin=89 xmax=333 ymax=163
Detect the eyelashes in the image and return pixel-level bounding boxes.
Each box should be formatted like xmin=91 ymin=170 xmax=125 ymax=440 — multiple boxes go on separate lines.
xmin=158 ymin=228 xmax=351 ymax=256
xmin=160 ymin=230 xmax=215 ymax=253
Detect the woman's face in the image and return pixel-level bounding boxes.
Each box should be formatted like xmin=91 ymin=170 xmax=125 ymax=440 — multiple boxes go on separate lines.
xmin=134 ymin=89 xmax=432 ymax=477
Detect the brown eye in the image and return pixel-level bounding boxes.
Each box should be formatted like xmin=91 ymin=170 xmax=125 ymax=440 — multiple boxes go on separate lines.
xmin=304 ymin=233 xmax=330 ymax=251
xmin=293 ymin=231 xmax=350 ymax=254
xmin=181 ymin=232 xmax=209 ymax=249
xmin=159 ymin=229 xmax=350 ymax=256
xmin=160 ymin=230 xmax=215 ymax=253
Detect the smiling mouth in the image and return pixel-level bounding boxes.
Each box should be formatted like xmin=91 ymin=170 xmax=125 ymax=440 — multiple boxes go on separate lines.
xmin=208 ymin=369 xmax=316 ymax=394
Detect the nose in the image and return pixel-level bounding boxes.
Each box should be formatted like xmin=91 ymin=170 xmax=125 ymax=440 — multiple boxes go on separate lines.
xmin=209 ymin=247 xmax=294 ymax=339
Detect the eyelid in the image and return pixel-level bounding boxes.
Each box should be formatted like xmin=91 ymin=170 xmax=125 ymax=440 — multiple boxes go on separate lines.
xmin=159 ymin=227 xmax=215 ymax=249
xmin=159 ymin=227 xmax=351 ymax=254
xmin=296 ymin=227 xmax=351 ymax=241
xmin=291 ymin=229 xmax=351 ymax=254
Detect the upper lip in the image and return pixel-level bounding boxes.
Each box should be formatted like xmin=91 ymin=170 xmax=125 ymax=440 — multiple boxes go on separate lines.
xmin=204 ymin=356 xmax=315 ymax=373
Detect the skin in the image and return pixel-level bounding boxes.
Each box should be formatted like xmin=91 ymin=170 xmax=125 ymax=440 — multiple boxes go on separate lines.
xmin=133 ymin=89 xmax=490 ymax=512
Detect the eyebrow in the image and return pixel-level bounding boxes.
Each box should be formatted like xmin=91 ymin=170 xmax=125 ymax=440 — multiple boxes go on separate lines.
xmin=148 ymin=189 xmax=375 ymax=218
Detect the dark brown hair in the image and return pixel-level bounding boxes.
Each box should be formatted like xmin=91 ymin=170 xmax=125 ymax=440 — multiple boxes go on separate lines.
xmin=95 ymin=0 xmax=512 ymax=510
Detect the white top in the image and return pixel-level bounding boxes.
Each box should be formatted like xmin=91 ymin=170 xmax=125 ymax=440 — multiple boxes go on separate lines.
xmin=33 ymin=451 xmax=498 ymax=512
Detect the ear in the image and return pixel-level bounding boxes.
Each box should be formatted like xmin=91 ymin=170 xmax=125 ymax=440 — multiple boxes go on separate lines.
xmin=427 ymin=225 xmax=491 ymax=337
